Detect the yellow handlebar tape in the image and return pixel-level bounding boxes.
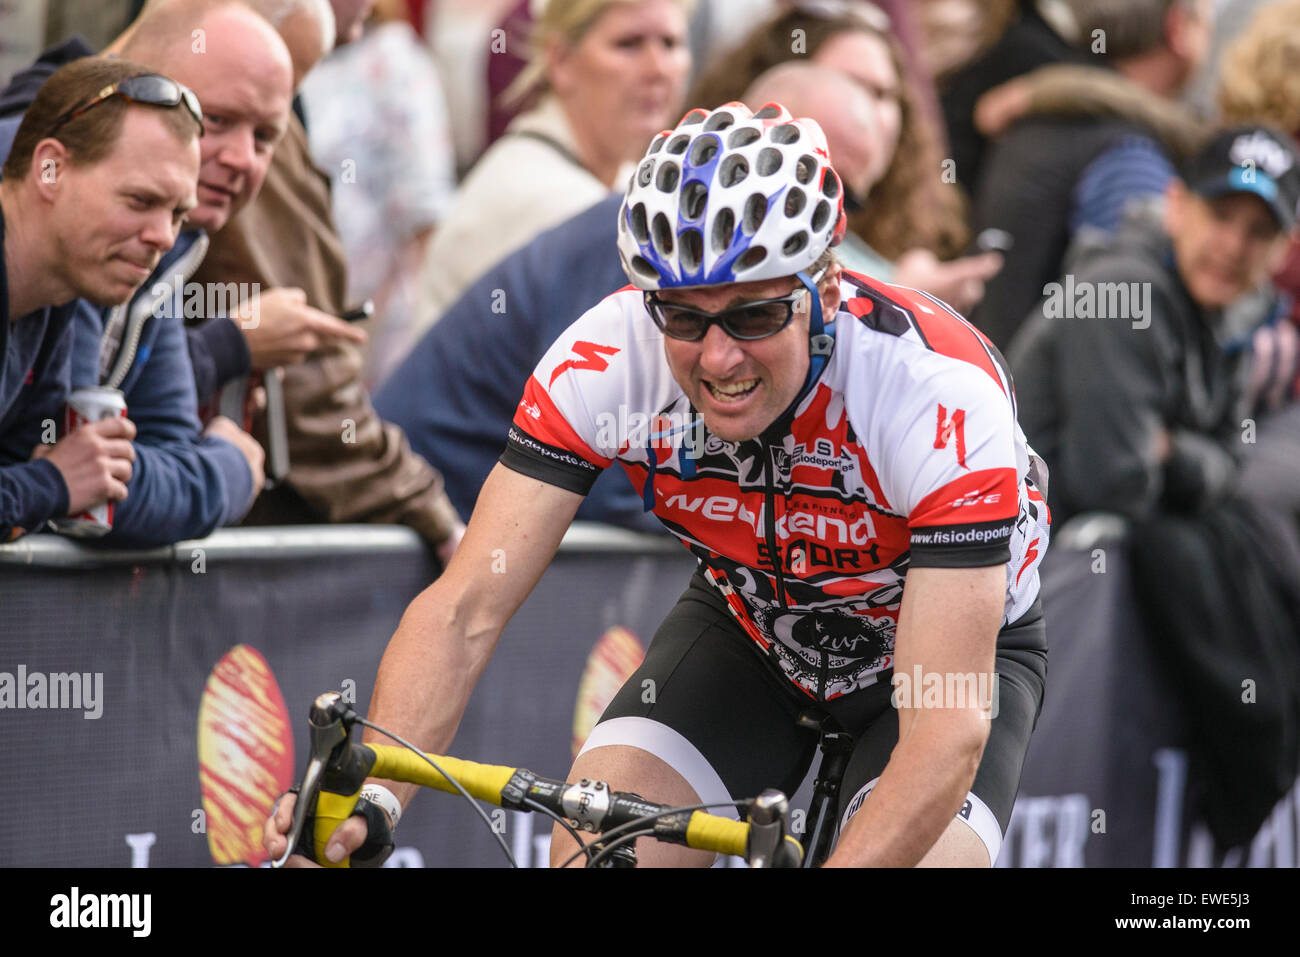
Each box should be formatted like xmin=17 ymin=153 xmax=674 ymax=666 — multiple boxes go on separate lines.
xmin=315 ymin=789 xmax=361 ymax=869
xmin=368 ymin=744 xmax=517 ymax=804
xmin=684 ymin=810 xmax=749 ymax=857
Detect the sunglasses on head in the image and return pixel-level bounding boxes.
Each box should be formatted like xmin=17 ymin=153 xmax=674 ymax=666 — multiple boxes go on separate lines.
xmin=645 ymin=266 xmax=828 ymax=342
xmin=45 ymin=73 xmax=204 ymax=140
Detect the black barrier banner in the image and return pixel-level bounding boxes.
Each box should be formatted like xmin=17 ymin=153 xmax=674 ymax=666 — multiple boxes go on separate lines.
xmin=1 ymin=529 xmax=1294 ymax=867
xmin=0 ymin=529 xmax=698 ymax=867
xmin=1003 ymin=543 xmax=1300 ymax=867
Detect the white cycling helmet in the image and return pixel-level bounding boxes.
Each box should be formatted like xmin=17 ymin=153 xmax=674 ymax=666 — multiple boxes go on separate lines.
xmin=617 ymin=102 xmax=847 ymax=290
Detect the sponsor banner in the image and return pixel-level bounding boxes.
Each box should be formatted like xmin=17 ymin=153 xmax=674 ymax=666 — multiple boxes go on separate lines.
xmin=0 ymin=531 xmax=1291 ymax=866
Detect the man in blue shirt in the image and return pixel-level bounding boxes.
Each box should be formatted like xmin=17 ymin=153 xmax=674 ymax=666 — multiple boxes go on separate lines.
xmin=1 ymin=56 xmax=200 ymax=541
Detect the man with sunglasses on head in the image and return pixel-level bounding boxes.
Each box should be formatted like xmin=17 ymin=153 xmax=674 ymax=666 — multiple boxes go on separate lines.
xmin=0 ymin=57 xmax=200 ymax=542
xmin=0 ymin=0 xmax=311 ymax=546
xmin=268 ymin=103 xmax=1051 ymax=868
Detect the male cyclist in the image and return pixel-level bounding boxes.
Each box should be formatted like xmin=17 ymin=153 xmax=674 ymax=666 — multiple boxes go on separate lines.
xmin=267 ymin=103 xmax=1050 ymax=867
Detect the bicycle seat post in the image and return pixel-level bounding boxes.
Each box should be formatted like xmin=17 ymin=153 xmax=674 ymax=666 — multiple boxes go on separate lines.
xmin=795 ymin=710 xmax=854 ymax=868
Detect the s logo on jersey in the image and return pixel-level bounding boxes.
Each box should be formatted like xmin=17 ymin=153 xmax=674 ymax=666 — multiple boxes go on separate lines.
xmin=934 ymin=404 xmax=968 ymax=470
xmin=549 ymin=341 xmax=621 ymax=387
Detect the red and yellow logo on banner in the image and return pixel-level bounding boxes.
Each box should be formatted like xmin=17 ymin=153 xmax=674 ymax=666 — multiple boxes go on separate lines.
xmin=572 ymin=626 xmax=646 ymax=759
xmin=197 ymin=645 xmax=294 ymax=866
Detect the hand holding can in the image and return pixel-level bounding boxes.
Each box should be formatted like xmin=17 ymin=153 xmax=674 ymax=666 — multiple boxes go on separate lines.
xmin=46 ymin=388 xmax=136 ymax=537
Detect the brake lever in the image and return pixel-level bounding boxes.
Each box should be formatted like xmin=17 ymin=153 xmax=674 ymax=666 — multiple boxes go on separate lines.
xmin=745 ymin=789 xmax=803 ymax=868
xmin=272 ymin=691 xmax=356 ymax=868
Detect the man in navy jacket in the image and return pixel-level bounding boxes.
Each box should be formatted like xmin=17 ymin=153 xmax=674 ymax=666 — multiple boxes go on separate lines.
xmin=1 ymin=57 xmax=202 ymax=541
xmin=0 ymin=2 xmax=304 ymax=546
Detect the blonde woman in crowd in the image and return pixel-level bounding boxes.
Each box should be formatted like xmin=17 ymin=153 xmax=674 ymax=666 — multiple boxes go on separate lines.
xmin=412 ymin=0 xmax=692 ymax=340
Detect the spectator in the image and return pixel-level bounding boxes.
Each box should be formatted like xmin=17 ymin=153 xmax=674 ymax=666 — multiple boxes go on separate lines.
xmin=0 ymin=1 xmax=341 ymax=547
xmin=195 ymin=0 xmax=465 ymax=561
xmin=970 ymin=0 xmax=1213 ymax=349
xmin=299 ymin=3 xmax=457 ymax=386
xmin=931 ymin=0 xmax=1083 ymax=193
xmin=1012 ymin=127 xmax=1300 ymax=847
xmin=683 ymin=2 xmax=997 ymax=312
xmin=412 ymin=0 xmax=693 ymax=337
xmin=1 ymin=57 xmax=201 ymax=540
xmin=4 ymin=3 xmax=368 ymax=413
xmin=1011 ymin=126 xmax=1297 ymax=523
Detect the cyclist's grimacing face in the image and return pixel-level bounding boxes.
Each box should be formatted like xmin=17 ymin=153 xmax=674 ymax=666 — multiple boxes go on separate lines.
xmin=659 ymin=271 xmax=841 ymax=442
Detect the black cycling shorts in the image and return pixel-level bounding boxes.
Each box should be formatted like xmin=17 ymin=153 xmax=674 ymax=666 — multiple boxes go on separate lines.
xmin=584 ymin=568 xmax=1047 ymax=864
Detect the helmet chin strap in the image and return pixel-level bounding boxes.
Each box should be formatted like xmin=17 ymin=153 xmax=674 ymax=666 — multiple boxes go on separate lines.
xmin=768 ymin=268 xmax=834 ymax=430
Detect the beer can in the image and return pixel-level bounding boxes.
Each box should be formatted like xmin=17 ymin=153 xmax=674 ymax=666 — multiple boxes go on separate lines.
xmin=49 ymin=387 xmax=128 ymax=538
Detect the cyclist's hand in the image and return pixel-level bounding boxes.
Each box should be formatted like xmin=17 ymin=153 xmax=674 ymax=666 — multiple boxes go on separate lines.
xmin=263 ymin=791 xmax=370 ymax=868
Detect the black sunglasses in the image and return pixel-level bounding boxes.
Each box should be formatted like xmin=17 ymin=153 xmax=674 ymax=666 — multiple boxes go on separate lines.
xmin=46 ymin=73 xmax=204 ymax=139
xmin=645 ymin=267 xmax=827 ymax=342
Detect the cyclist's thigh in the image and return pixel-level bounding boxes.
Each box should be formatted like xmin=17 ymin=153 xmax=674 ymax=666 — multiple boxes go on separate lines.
xmin=834 ymin=614 xmax=1048 ymax=866
xmin=580 ymin=573 xmax=820 ymax=817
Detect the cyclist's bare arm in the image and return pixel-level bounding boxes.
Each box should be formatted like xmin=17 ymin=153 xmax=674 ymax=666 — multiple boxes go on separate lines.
xmin=263 ymin=464 xmax=583 ymax=863
xmin=823 ymin=564 xmax=1003 ymax=868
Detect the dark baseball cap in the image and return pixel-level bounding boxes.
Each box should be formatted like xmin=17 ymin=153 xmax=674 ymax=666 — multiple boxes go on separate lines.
xmin=1183 ymin=125 xmax=1300 ymax=231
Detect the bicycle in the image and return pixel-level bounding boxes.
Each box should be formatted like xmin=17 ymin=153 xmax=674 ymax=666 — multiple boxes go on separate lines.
xmin=274 ymin=691 xmax=806 ymax=868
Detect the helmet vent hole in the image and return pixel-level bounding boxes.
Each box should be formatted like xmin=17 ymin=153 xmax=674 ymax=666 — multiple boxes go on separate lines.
xmin=742 ymin=193 xmax=767 ymax=234
xmin=782 ymin=231 xmax=809 ymax=257
xmin=656 ymin=162 xmax=680 ymax=192
xmin=630 ymin=254 xmax=661 ymax=283
xmin=811 ymin=200 xmax=831 ymax=232
xmin=703 ymin=110 xmax=736 ymax=131
xmin=728 ymin=127 xmax=761 ymax=149
xmin=754 ymin=105 xmax=782 ymax=120
xmin=822 ymin=171 xmax=841 ymax=199
xmin=756 ymin=147 xmax=783 ymax=176
xmin=682 ymin=181 xmax=708 ymax=220
xmin=711 ymin=207 xmax=735 ymax=252
xmin=795 ymin=155 xmax=816 ymax=185
xmin=689 ymin=135 xmax=720 ymax=167
xmin=648 ymin=133 xmax=668 ymax=154
xmin=737 ymin=246 xmax=768 ymax=271
xmin=680 ymin=109 xmax=708 ymax=127
xmin=784 ymin=188 xmax=806 ymax=218
xmin=651 ymin=212 xmax=674 ymax=257
xmin=629 ymin=202 xmax=649 ymax=244
xmin=771 ymin=124 xmax=800 ymax=145
xmin=667 ymin=134 xmax=690 ymax=155
xmin=637 ymin=161 xmax=654 ymax=187
xmin=680 ymin=229 xmax=703 ymax=271
xmin=719 ymin=154 xmax=749 ymax=188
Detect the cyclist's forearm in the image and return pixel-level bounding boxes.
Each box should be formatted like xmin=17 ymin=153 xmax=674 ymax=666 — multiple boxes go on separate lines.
xmin=362 ymin=584 xmax=504 ymax=808
xmin=822 ymin=711 xmax=987 ymax=867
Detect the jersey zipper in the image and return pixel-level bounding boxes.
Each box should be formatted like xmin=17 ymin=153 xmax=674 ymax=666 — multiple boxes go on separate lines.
xmin=762 ymin=442 xmax=787 ymax=610
xmin=762 ymin=437 xmax=829 ymax=701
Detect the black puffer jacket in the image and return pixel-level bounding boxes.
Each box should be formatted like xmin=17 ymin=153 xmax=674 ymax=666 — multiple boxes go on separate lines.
xmin=1008 ymin=201 xmax=1241 ymax=525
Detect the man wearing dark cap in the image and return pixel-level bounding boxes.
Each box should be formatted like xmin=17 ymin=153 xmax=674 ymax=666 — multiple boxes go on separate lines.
xmin=1009 ymin=125 xmax=1300 ymax=848
xmin=1009 ymin=124 xmax=1299 ymax=525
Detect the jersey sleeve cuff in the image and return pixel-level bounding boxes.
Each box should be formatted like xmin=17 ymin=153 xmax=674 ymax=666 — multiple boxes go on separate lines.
xmin=499 ymin=426 xmax=601 ymax=496
xmin=908 ymin=519 xmax=1014 ymax=568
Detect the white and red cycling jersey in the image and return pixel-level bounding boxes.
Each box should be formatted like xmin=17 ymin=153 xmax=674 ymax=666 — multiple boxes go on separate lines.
xmin=501 ymin=269 xmax=1051 ymax=701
